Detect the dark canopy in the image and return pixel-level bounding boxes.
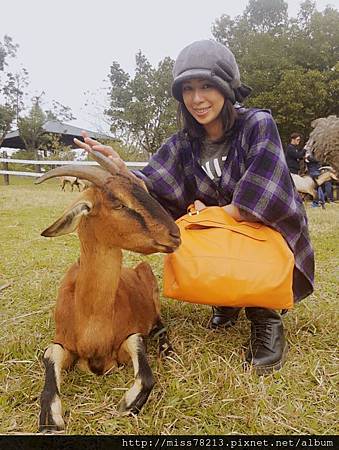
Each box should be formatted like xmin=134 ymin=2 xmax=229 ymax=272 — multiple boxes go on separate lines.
xmin=1 ymin=120 xmax=113 ymax=149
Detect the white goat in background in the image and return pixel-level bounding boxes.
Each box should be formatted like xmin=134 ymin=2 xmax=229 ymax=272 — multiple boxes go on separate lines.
xmin=291 ymin=168 xmax=338 ymax=200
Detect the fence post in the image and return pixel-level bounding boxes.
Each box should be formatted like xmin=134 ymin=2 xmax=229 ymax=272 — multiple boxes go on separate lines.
xmin=2 ymin=151 xmax=9 ymax=185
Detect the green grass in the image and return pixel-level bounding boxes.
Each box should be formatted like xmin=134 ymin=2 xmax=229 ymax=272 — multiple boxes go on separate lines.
xmin=0 ymin=178 xmax=338 ymax=435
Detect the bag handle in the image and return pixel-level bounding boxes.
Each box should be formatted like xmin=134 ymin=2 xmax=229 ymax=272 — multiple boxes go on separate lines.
xmin=181 ymin=205 xmax=267 ymax=241
xmin=184 ymin=222 xmax=267 ymax=241
xmin=187 ymin=204 xmax=200 ymax=216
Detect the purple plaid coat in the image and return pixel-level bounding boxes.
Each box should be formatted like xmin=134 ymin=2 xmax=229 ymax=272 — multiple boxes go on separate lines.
xmin=135 ymin=107 xmax=314 ymax=302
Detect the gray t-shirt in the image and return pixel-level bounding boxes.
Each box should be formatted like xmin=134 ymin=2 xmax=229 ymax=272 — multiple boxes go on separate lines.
xmin=199 ymin=137 xmax=258 ymax=222
xmin=200 ymin=138 xmax=230 ymax=185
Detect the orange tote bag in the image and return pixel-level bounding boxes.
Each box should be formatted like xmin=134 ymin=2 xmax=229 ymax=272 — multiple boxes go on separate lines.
xmin=163 ymin=206 xmax=294 ymax=309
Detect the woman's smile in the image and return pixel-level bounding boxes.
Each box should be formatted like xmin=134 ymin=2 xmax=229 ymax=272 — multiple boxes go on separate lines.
xmin=182 ymin=78 xmax=225 ymax=140
xmin=193 ymin=106 xmax=211 ymax=116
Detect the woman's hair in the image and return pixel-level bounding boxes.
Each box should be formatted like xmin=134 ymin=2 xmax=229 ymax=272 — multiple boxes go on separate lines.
xmin=177 ymin=97 xmax=238 ymax=142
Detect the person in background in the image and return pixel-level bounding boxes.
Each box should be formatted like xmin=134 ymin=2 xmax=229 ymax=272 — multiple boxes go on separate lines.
xmin=320 ymin=165 xmax=335 ymax=203
xmin=322 ymin=181 xmax=334 ymax=203
xmin=76 ymin=40 xmax=314 ymax=375
xmin=285 ymin=133 xmax=306 ymax=174
xmin=305 ymin=149 xmax=326 ymax=207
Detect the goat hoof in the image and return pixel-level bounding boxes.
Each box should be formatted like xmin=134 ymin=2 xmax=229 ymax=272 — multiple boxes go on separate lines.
xmin=39 ymin=413 xmax=65 ymax=433
xmin=118 ymin=400 xmax=141 ymax=416
xmin=38 ymin=424 xmax=65 ymax=434
xmin=39 ymin=429 xmax=65 ymax=435
xmin=159 ymin=342 xmax=174 ymax=357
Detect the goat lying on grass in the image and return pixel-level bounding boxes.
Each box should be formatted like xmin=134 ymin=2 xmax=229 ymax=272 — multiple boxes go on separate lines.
xmin=35 ymin=150 xmax=180 ymax=433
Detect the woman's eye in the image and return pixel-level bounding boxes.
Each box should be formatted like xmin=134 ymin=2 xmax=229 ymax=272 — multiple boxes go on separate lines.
xmin=202 ymin=83 xmax=212 ymax=89
xmin=182 ymin=85 xmax=192 ymax=91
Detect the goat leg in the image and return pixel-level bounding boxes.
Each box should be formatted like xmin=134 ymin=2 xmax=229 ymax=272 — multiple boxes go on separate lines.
xmin=118 ymin=334 xmax=155 ymax=415
xmin=75 ymin=178 xmax=81 ymax=192
xmin=39 ymin=343 xmax=75 ymax=433
xmin=151 ymin=319 xmax=173 ymax=356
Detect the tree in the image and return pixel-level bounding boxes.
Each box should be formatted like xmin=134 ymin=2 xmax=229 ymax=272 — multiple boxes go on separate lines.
xmin=16 ymin=92 xmax=76 ymax=160
xmin=44 ymin=134 xmax=76 ymax=161
xmin=243 ymin=0 xmax=288 ymax=34
xmin=264 ymin=69 xmax=329 ymax=141
xmin=1 ymin=36 xmax=76 ymax=156
xmin=212 ymin=1 xmax=291 ymax=101
xmin=0 ymin=35 xmax=29 ymax=147
xmin=288 ymin=4 xmax=339 ymax=71
xmin=297 ymin=0 xmax=316 ymax=30
xmin=0 ymin=36 xmax=18 ymax=146
xmin=106 ymin=52 xmax=177 ymax=155
xmin=103 ymin=140 xmax=148 ymax=162
xmin=45 ymin=99 xmax=75 ymax=123
xmin=0 ymin=35 xmax=17 ymax=71
xmin=18 ymin=99 xmax=48 ymax=158
xmin=2 ymin=69 xmax=29 ymax=125
xmin=212 ymin=0 xmax=339 ymax=145
xmin=0 ymin=105 xmax=15 ymax=148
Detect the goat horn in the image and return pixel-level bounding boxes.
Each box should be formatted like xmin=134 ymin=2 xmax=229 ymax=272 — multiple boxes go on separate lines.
xmin=86 ymin=148 xmax=121 ymax=176
xmin=35 ymin=165 xmax=110 ymax=187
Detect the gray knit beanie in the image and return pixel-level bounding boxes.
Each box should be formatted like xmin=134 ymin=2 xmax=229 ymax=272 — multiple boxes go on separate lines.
xmin=172 ymin=40 xmax=252 ymax=104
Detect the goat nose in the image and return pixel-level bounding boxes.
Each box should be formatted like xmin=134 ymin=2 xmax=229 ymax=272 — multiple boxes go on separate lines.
xmin=170 ymin=231 xmax=180 ymax=239
xmin=170 ymin=232 xmax=181 ymax=247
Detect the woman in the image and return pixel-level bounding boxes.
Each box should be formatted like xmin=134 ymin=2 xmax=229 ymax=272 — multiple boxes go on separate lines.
xmin=77 ymin=40 xmax=314 ymax=375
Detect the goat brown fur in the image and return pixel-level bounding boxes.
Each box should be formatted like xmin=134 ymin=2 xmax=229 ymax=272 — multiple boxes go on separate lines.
xmin=36 ymin=168 xmax=180 ymax=433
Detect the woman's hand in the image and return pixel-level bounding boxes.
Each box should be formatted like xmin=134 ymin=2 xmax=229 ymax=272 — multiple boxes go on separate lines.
xmin=194 ymin=200 xmax=241 ymax=218
xmin=74 ymin=131 xmax=128 ymax=173
xmin=194 ymin=200 xmax=207 ymax=211
xmin=224 ymin=204 xmax=258 ymax=222
xmin=74 ymin=131 xmax=147 ymax=189
xmin=194 ymin=200 xmax=258 ymax=222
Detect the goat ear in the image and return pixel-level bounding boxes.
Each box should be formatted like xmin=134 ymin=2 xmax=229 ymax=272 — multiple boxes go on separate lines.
xmin=41 ymin=201 xmax=93 ymax=237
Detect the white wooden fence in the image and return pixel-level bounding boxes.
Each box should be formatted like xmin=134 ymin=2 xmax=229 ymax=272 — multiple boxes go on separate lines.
xmin=0 ymin=154 xmax=147 ymax=184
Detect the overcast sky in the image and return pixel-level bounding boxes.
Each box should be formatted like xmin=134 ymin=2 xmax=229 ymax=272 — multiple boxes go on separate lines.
xmin=2 ymin=0 xmax=338 ymax=132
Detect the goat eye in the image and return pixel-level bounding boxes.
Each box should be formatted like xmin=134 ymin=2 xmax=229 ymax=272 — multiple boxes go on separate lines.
xmin=112 ymin=203 xmax=124 ymax=210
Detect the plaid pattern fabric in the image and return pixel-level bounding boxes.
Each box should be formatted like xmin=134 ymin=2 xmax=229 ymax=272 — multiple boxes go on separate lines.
xmin=134 ymin=107 xmax=314 ymax=302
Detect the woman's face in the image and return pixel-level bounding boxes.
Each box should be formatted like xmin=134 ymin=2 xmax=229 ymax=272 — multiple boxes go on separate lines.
xmin=182 ymin=78 xmax=225 ymax=139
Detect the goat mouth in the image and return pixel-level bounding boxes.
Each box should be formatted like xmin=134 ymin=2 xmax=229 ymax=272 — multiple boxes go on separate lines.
xmin=154 ymin=241 xmax=180 ymax=253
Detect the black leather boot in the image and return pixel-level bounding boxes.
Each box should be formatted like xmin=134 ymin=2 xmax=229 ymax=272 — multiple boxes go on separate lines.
xmin=210 ymin=306 xmax=241 ymax=329
xmin=245 ymin=307 xmax=288 ymax=375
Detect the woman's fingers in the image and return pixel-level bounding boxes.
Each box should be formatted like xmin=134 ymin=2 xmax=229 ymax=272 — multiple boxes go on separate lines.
xmin=74 ymin=133 xmax=129 ymax=174
xmin=81 ymin=131 xmax=100 ymax=146
xmin=91 ymin=144 xmax=119 ymax=158
xmin=83 ymin=135 xmax=101 ymax=147
xmin=74 ymin=134 xmax=118 ymax=159
xmin=194 ymin=200 xmax=206 ymax=211
xmin=79 ymin=131 xmax=100 ymax=150
xmin=73 ymin=137 xmax=91 ymax=152
xmin=80 ymin=131 xmax=109 ymax=152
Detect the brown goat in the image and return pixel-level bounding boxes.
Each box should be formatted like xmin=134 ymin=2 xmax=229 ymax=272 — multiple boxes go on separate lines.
xmin=35 ymin=153 xmax=180 ymax=433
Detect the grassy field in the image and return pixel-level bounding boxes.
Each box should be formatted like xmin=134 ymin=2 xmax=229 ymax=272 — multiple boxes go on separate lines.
xmin=0 ymin=177 xmax=338 ymax=435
